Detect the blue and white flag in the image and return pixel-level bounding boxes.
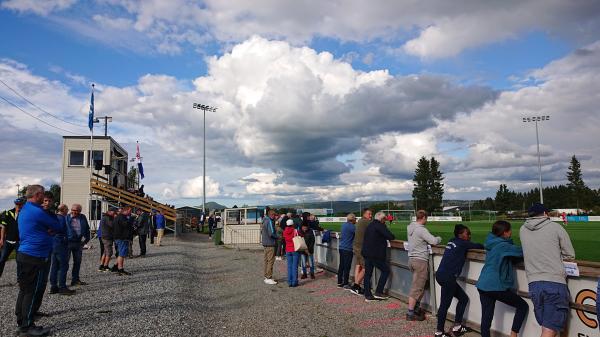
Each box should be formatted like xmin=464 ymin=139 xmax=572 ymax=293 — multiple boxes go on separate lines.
xmin=136 ymin=142 xmax=145 ymax=179
xmin=88 ymin=87 xmax=94 ymax=131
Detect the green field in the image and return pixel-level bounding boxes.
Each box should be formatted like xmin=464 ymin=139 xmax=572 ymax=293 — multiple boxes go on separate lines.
xmin=321 ymin=220 xmax=600 ymax=262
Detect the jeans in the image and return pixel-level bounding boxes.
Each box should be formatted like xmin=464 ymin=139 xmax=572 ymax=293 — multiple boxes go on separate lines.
xmin=436 ymin=274 xmax=469 ymax=331
xmin=67 ymin=242 xmax=83 ymax=283
xmin=0 ymin=241 xmax=18 ymax=278
xmin=49 ymin=243 xmax=69 ymax=289
xmin=337 ymin=249 xmax=353 ymax=285
xmin=300 ymin=254 xmax=315 ymax=275
xmin=286 ymin=252 xmax=299 ymax=286
xmin=478 ymin=289 xmax=528 ymax=337
xmin=364 ymin=258 xmax=390 ymax=297
xmin=15 ymin=253 xmax=49 ymax=328
xmin=138 ymin=234 xmax=147 ymax=256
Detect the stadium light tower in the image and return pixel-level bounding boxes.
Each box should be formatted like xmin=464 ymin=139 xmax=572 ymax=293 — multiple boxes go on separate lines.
xmin=193 ymin=103 xmax=218 ymax=216
xmin=522 ymin=115 xmax=550 ymax=204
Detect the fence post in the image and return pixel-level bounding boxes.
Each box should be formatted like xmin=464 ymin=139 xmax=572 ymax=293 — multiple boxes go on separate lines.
xmin=428 ymin=255 xmax=437 ymax=316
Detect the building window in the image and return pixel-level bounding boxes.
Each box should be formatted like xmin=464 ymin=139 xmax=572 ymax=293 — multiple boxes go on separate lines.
xmin=87 ymin=150 xmax=104 ymax=168
xmin=69 ymin=151 xmax=84 ymax=166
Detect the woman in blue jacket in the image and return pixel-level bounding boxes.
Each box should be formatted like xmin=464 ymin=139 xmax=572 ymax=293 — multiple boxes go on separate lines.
xmin=476 ymin=220 xmax=528 ymax=337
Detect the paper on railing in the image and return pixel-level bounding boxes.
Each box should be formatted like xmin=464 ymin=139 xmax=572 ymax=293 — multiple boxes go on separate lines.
xmin=335 ymin=232 xmax=340 ymax=239
xmin=403 ymin=242 xmax=410 ymax=251
xmin=427 ymin=245 xmax=433 ymax=255
xmin=387 ymin=240 xmax=391 ymax=248
xmin=564 ymin=261 xmax=579 ymax=277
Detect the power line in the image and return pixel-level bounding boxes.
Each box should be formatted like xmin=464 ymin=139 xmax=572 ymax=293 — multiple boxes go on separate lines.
xmin=0 ymin=78 xmax=86 ymax=128
xmin=0 ymin=94 xmax=80 ymax=135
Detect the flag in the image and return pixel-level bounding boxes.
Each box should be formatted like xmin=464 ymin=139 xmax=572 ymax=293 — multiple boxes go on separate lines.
xmin=88 ymin=87 xmax=94 ymax=131
xmin=136 ymin=142 xmax=145 ymax=179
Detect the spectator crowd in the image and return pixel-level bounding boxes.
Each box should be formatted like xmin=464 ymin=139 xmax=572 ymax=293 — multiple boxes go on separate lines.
xmin=0 ymin=185 xmax=169 ymax=337
xmin=261 ymin=204 xmax=590 ymax=337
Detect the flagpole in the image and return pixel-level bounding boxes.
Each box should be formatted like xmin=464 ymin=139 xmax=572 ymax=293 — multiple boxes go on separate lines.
xmin=89 ymin=84 xmax=95 ymax=227
xmin=136 ymin=141 xmax=141 ymax=190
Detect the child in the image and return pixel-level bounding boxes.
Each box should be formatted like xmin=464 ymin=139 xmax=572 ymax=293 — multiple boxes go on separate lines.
xmin=282 ymin=219 xmax=300 ymax=287
xmin=435 ymin=225 xmax=484 ymax=337
xmin=476 ymin=220 xmax=528 ymax=337
xmin=299 ymin=223 xmax=316 ymax=279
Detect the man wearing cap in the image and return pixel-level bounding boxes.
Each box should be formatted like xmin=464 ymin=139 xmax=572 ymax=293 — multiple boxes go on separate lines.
xmin=99 ymin=207 xmax=117 ymax=271
xmin=0 ymin=197 xmax=25 ymax=281
xmin=520 ymin=203 xmax=575 ymax=337
xmin=261 ymin=209 xmax=278 ymax=285
xmin=15 ymin=185 xmax=63 ymax=336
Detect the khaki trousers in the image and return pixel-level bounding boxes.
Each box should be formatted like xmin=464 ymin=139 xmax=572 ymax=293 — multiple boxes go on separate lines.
xmin=263 ymin=247 xmax=275 ymax=279
xmin=156 ymin=229 xmax=165 ymax=246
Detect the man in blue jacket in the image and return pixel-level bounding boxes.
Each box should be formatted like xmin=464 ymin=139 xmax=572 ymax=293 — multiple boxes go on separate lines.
xmin=66 ymin=203 xmax=91 ymax=286
xmin=49 ymin=204 xmax=75 ymax=295
xmin=15 ymin=185 xmax=62 ymax=336
xmin=361 ymin=211 xmax=395 ymax=302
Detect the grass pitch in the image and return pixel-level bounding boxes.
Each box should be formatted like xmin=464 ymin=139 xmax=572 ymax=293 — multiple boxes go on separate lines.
xmin=321 ymin=220 xmax=600 ymax=262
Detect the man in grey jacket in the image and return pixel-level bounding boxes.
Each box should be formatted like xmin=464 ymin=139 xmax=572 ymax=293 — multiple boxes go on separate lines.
xmin=520 ymin=203 xmax=575 ymax=337
xmin=261 ymin=209 xmax=278 ymax=285
xmin=407 ymin=210 xmax=442 ymax=321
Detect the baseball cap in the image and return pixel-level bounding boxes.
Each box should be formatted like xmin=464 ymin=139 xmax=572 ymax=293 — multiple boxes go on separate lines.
xmin=528 ymin=203 xmax=548 ymax=216
xmin=286 ymin=219 xmax=294 ymax=226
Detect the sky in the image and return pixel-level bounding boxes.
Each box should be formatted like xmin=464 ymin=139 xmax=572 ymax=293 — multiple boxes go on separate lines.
xmin=1 ymin=0 xmax=600 ymax=209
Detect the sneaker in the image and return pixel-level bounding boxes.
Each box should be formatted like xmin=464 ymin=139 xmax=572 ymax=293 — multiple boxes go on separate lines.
xmin=49 ymin=287 xmax=59 ymax=294
xmin=110 ymin=265 xmax=119 ymax=272
xmin=373 ymin=293 xmax=389 ymax=300
xmin=406 ymin=312 xmax=426 ymax=321
xmin=263 ymin=278 xmax=277 ymax=285
xmin=336 ymin=283 xmax=344 ymax=288
xmin=71 ymin=280 xmax=88 ymax=286
xmin=17 ymin=325 xmax=50 ymax=337
xmin=101 ymin=265 xmax=110 ymax=272
xmin=310 ymin=272 xmax=315 ymax=279
xmin=275 ymin=256 xmax=282 ymax=261
xmin=364 ymin=295 xmax=378 ymax=302
xmin=350 ymin=286 xmax=364 ymax=296
xmin=58 ymin=287 xmax=76 ymax=295
xmin=300 ymin=273 xmax=307 ymax=279
xmin=97 ymin=265 xmax=104 ymax=272
xmin=342 ymin=284 xmax=352 ymax=290
xmin=434 ymin=332 xmax=452 ymax=337
xmin=451 ymin=325 xmax=472 ymax=336
xmin=118 ymin=269 xmax=132 ymax=276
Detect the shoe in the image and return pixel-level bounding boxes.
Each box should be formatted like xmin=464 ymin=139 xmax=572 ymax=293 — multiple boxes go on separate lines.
xmin=343 ymin=284 xmax=352 ymax=290
xmin=101 ymin=265 xmax=109 ymax=272
xmin=300 ymin=273 xmax=307 ymax=279
xmin=110 ymin=265 xmax=119 ymax=272
xmin=374 ymin=293 xmax=389 ymax=300
xmin=97 ymin=265 xmax=104 ymax=272
xmin=451 ymin=325 xmax=472 ymax=336
xmin=310 ymin=272 xmax=315 ymax=279
xmin=58 ymin=287 xmax=76 ymax=296
xmin=118 ymin=269 xmax=132 ymax=276
xmin=406 ymin=312 xmax=426 ymax=321
xmin=49 ymin=287 xmax=59 ymax=294
xmin=17 ymin=325 xmax=50 ymax=336
xmin=337 ymin=283 xmax=344 ymax=288
xmin=365 ymin=295 xmax=378 ymax=302
xmin=434 ymin=332 xmax=452 ymax=337
xmin=275 ymin=256 xmax=282 ymax=261
xmin=263 ymin=278 xmax=277 ymax=285
xmin=350 ymin=286 xmax=363 ymax=296
xmin=71 ymin=280 xmax=88 ymax=286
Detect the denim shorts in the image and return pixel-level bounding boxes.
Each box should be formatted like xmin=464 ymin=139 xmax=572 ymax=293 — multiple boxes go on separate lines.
xmin=529 ymin=281 xmax=570 ymax=332
xmin=115 ymin=240 xmax=129 ymax=257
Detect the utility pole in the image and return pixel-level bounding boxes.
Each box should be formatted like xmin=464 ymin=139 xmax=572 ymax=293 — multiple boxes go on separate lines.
xmin=95 ymin=116 xmax=113 ymax=136
xmin=16 ymin=184 xmax=20 ymax=198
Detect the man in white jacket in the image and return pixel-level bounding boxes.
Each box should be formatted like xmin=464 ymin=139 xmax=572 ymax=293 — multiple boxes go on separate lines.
xmin=407 ymin=210 xmax=442 ymax=321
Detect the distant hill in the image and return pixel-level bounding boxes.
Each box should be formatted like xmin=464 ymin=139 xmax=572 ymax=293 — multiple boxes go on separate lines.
xmin=269 ymin=200 xmax=476 ymax=214
xmin=190 ymin=201 xmax=227 ymax=210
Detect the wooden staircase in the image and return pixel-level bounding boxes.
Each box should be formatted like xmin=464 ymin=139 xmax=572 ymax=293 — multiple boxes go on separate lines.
xmin=90 ymin=179 xmax=176 ymax=221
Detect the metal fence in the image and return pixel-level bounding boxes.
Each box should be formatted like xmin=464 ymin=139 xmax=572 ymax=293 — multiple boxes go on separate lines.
xmin=223 ymin=225 xmax=261 ymax=248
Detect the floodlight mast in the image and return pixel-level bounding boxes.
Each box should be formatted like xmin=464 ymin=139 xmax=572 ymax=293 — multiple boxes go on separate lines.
xmin=193 ymin=103 xmax=218 ymax=216
xmin=522 ymin=115 xmax=550 ymax=204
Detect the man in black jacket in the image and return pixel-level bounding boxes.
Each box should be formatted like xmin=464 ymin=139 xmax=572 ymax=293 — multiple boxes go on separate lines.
xmin=112 ymin=207 xmax=132 ymax=276
xmin=135 ymin=210 xmax=150 ymax=257
xmin=361 ymin=211 xmax=395 ymax=302
xmin=0 ymin=198 xmax=25 ymax=280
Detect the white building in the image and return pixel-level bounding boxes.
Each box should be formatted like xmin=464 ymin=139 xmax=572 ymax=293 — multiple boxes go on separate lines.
xmin=60 ymin=136 xmax=128 ymax=226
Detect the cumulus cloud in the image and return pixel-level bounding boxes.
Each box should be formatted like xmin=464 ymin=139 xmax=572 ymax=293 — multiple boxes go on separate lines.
xmin=159 ymin=175 xmax=221 ymax=199
xmin=1 ymin=0 xmax=76 ymax=15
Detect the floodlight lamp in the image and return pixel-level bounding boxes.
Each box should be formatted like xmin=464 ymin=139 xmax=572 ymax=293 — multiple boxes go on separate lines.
xmin=546 ymin=115 xmax=550 ymax=120
xmin=522 ymin=118 xmax=527 ymax=122
xmin=193 ymin=103 xmax=198 ymax=109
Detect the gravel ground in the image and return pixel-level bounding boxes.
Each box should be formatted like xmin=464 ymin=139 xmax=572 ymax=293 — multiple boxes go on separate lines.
xmin=0 ymin=233 xmax=481 ymax=337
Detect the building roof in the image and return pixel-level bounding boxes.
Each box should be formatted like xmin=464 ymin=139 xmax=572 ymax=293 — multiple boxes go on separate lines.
xmin=63 ymin=135 xmax=128 ymax=156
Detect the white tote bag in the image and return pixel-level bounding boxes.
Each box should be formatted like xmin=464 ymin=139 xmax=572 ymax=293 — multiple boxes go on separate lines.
xmin=293 ymin=230 xmax=308 ymax=252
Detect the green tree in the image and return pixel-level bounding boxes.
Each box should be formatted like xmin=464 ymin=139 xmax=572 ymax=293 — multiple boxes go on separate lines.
xmin=412 ymin=157 xmax=431 ymax=212
xmin=49 ymin=184 xmax=61 ymax=204
xmin=495 ymin=184 xmax=510 ymax=214
xmin=429 ymin=157 xmax=444 ymax=212
xmin=128 ymin=166 xmax=139 ymax=189
xmin=566 ymin=155 xmax=585 ymax=190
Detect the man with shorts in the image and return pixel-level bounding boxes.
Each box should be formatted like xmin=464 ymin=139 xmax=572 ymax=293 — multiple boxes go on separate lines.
xmin=520 ymin=203 xmax=575 ymax=337
xmin=350 ymin=208 xmax=372 ymax=295
xmin=99 ymin=208 xmax=116 ymax=271
xmin=112 ymin=207 xmax=133 ymax=276
xmin=407 ymin=210 xmax=441 ymax=321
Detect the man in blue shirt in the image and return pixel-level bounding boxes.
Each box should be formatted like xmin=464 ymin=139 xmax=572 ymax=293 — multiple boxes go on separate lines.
xmin=154 ymin=210 xmax=166 ymax=246
xmin=337 ymin=213 xmax=356 ymax=288
xmin=15 ymin=185 xmax=62 ymax=336
xmin=66 ymin=203 xmax=91 ymax=286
